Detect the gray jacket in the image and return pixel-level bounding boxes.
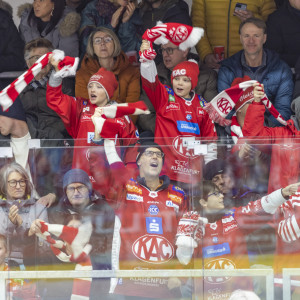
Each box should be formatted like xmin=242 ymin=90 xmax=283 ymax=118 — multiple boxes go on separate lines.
xmin=18 ymin=4 xmax=80 ymax=57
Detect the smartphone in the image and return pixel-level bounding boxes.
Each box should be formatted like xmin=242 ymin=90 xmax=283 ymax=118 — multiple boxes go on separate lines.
xmin=234 ymin=2 xmax=247 ymax=12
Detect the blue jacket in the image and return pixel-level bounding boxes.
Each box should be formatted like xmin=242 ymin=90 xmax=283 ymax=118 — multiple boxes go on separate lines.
xmin=218 ymin=49 xmax=294 ymax=126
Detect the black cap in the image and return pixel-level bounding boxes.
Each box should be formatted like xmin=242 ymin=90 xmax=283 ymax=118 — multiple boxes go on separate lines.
xmin=203 ymin=159 xmax=226 ymax=180
xmin=136 ymin=140 xmax=164 ymax=164
xmin=0 ymin=97 xmax=26 ymax=122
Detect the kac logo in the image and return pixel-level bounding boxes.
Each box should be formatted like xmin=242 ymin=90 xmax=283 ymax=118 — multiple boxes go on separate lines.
xmin=148 ymin=205 xmax=159 ymax=215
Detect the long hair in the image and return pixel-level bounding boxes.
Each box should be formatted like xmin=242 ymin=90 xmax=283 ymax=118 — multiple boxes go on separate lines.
xmin=28 ymin=0 xmax=66 ymax=36
xmin=86 ymin=26 xmax=121 ymax=60
xmin=0 ymin=162 xmax=33 ymax=200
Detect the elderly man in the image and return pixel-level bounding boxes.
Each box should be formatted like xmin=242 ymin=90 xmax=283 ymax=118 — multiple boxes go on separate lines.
xmin=218 ymin=17 xmax=294 ymax=127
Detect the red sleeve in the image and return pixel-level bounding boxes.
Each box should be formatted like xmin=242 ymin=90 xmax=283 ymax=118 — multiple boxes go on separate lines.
xmin=200 ymin=110 xmax=217 ymax=139
xmin=46 ymin=83 xmax=82 ymax=138
xmin=242 ymin=103 xmax=287 ymax=142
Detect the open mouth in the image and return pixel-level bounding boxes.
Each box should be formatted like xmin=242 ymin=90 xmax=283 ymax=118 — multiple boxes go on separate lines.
xmin=150 ymin=162 xmax=158 ymax=168
xmin=90 ymin=94 xmax=97 ymax=101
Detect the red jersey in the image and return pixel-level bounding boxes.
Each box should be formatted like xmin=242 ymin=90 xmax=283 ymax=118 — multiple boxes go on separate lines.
xmin=192 ymin=190 xmax=285 ymax=299
xmin=46 ymin=84 xmax=138 ymax=193
xmin=141 ymin=60 xmax=217 ymax=184
xmin=109 ymin=162 xmax=187 ymax=298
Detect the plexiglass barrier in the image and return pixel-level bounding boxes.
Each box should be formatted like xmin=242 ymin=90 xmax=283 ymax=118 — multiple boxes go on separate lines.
xmin=0 ymin=136 xmax=299 ymax=300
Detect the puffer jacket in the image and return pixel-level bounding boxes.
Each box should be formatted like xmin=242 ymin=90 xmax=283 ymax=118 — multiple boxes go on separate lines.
xmin=0 ymin=4 xmax=25 ymax=73
xmin=218 ymin=49 xmax=294 ymax=126
xmin=192 ymin=0 xmax=276 ymax=61
xmin=242 ymin=102 xmax=300 ymax=194
xmin=18 ymin=3 xmax=80 ymax=57
xmin=75 ymin=51 xmax=141 ymax=105
xmin=0 ymin=196 xmax=49 ymax=265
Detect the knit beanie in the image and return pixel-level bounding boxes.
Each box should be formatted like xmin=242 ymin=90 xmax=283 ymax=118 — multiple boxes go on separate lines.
xmin=171 ymin=59 xmax=199 ymax=90
xmin=0 ymin=96 xmax=26 ymax=121
xmin=136 ymin=140 xmax=165 ymax=164
xmin=88 ymin=67 xmax=118 ymax=100
xmin=63 ymin=169 xmax=92 ymax=193
xmin=203 ymin=159 xmax=226 ymax=181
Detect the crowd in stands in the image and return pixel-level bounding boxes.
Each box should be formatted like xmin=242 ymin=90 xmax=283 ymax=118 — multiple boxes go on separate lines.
xmin=0 ymin=0 xmax=300 ymax=299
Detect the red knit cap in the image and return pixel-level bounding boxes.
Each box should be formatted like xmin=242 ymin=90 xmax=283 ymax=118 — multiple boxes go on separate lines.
xmin=171 ymin=59 xmax=199 ymax=90
xmin=88 ymin=67 xmax=118 ymax=100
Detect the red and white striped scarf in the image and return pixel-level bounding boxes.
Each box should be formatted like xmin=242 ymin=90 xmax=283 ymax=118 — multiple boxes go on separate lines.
xmin=37 ymin=221 xmax=92 ymax=300
xmin=0 ymin=50 xmax=78 ymax=111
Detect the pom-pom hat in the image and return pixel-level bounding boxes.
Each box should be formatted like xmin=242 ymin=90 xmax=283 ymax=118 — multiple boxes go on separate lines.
xmin=88 ymin=67 xmax=118 ymax=100
xmin=171 ymin=59 xmax=199 ymax=90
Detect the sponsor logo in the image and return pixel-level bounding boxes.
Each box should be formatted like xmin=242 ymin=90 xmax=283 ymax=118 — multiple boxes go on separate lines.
xmin=186 ymin=114 xmax=192 ymax=121
xmin=146 ymin=217 xmax=163 ymax=234
xmin=172 ymin=69 xmax=186 ymax=77
xmin=132 ymin=234 xmax=174 ymax=264
xmin=210 ymin=223 xmax=217 ymax=230
xmin=177 ymin=121 xmax=200 ymax=134
xmin=149 ymin=191 xmax=158 ymax=198
xmin=126 ymin=184 xmax=142 ymax=195
xmin=148 ymin=205 xmax=159 ymax=215
xmin=83 ymin=106 xmax=90 ymax=113
xmin=90 ymin=74 xmax=103 ymax=81
xmin=203 ymin=243 xmax=231 ymax=258
xmin=166 ymin=200 xmax=173 ymax=207
xmin=81 ymin=114 xmax=92 ymax=121
xmin=126 ymin=193 xmax=143 ymax=202
xmin=87 ymin=132 xmax=94 ymax=144
xmin=168 ymin=192 xmax=182 ymax=205
xmin=172 ymin=137 xmax=200 ymax=159
xmin=217 ymin=97 xmax=232 ymax=115
xmin=204 ymin=258 xmax=236 ymax=284
xmin=212 ymin=236 xmax=218 ymax=243
xmin=197 ymin=108 xmax=205 ymax=116
xmin=166 ymin=103 xmax=180 ymax=111
xmin=223 ymin=223 xmax=238 ymax=234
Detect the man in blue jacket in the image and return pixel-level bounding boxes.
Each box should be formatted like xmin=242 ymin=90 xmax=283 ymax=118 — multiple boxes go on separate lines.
xmin=218 ymin=17 xmax=294 ymax=127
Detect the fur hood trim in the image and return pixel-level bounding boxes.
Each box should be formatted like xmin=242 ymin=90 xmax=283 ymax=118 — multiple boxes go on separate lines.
xmin=0 ymin=1 xmax=13 ymax=16
xmin=17 ymin=3 xmax=81 ymax=37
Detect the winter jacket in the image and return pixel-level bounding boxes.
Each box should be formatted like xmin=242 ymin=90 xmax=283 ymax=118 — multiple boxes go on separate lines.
xmin=20 ymin=79 xmax=72 ymax=145
xmin=18 ymin=4 xmax=80 ymax=57
xmin=79 ymin=0 xmax=143 ymax=54
xmin=0 ymin=195 xmax=49 ymax=265
xmin=192 ymin=0 xmax=276 ymax=61
xmin=265 ymin=1 xmax=300 ymax=68
xmin=75 ymin=51 xmax=141 ymax=108
xmin=0 ymin=6 xmax=25 ymax=73
xmin=218 ymin=49 xmax=294 ymax=126
xmin=242 ymin=102 xmax=300 ymax=193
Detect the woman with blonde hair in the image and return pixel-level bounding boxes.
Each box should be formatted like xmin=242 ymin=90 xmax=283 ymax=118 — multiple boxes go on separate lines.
xmin=75 ymin=27 xmax=141 ymax=122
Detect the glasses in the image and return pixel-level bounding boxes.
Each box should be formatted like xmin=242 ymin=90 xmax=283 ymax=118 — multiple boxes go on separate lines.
xmin=143 ymin=150 xmax=164 ymax=158
xmin=93 ymin=36 xmax=113 ymax=45
xmin=66 ymin=185 xmax=87 ymax=194
xmin=8 ymin=179 xmax=27 ymax=188
xmin=160 ymin=47 xmax=179 ymax=55
xmin=208 ymin=191 xmax=223 ymax=197
xmin=28 ymin=55 xmax=42 ymax=63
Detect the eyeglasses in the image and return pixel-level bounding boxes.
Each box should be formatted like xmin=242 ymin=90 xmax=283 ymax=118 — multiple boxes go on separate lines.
xmin=7 ymin=179 xmax=27 ymax=188
xmin=66 ymin=185 xmax=87 ymax=194
xmin=93 ymin=36 xmax=113 ymax=45
xmin=28 ymin=55 xmax=42 ymax=62
xmin=160 ymin=47 xmax=179 ymax=55
xmin=143 ymin=150 xmax=164 ymax=158
xmin=207 ymin=191 xmax=223 ymax=197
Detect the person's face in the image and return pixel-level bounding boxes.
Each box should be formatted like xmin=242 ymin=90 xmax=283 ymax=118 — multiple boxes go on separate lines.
xmin=172 ymin=75 xmax=192 ymax=98
xmin=93 ymin=32 xmax=115 ymax=59
xmin=26 ymin=47 xmax=51 ymax=80
xmin=161 ymin=41 xmax=188 ymax=70
xmin=6 ymin=172 xmax=27 ymax=200
xmin=0 ymin=116 xmax=14 ymax=136
xmin=240 ymin=23 xmax=266 ymax=57
xmin=0 ymin=240 xmax=8 ymax=267
xmin=200 ymin=189 xmax=224 ymax=213
xmin=66 ymin=182 xmax=90 ymax=210
xmin=212 ymin=173 xmax=233 ymax=194
xmin=289 ymin=0 xmax=300 ymax=10
xmin=87 ymin=82 xmax=108 ymax=106
xmin=236 ymin=103 xmax=250 ymax=128
xmin=33 ymin=0 xmax=54 ymax=22
xmin=138 ymin=147 xmax=164 ymax=179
